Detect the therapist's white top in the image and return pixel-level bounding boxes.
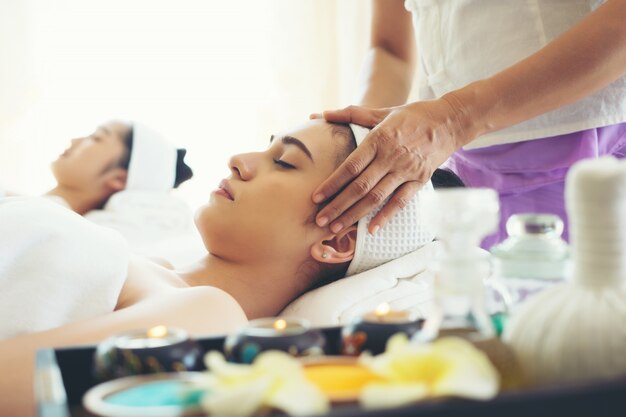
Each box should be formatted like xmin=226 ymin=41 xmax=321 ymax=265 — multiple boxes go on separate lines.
xmin=404 ymin=0 xmax=626 ymax=149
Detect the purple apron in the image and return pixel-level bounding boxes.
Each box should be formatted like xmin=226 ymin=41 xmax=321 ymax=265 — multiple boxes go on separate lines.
xmin=445 ymin=123 xmax=626 ymax=249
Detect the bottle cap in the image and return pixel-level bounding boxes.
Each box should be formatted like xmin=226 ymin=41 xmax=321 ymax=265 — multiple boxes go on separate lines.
xmin=506 ymin=214 xmax=564 ymax=238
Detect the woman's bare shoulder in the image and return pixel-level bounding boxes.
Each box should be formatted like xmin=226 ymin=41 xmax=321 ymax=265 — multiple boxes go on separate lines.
xmin=134 ymin=286 xmax=249 ymax=336
xmin=0 ymin=286 xmax=247 ymax=417
xmin=1 ymin=285 xmax=247 ymax=351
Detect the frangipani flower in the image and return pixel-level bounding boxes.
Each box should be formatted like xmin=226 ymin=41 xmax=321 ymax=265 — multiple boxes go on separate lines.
xmin=198 ymin=350 xmax=329 ymax=417
xmin=358 ymin=334 xmax=499 ymax=409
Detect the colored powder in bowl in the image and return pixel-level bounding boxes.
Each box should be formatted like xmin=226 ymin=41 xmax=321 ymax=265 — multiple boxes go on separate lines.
xmin=105 ymin=380 xmax=205 ymax=407
xmin=304 ymin=363 xmax=387 ymax=401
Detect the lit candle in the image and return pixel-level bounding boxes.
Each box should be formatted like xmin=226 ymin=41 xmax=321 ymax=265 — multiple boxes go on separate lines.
xmin=224 ymin=317 xmax=327 ymax=363
xmin=94 ymin=326 xmax=204 ymax=381
xmin=273 ymin=319 xmax=287 ymax=332
xmin=116 ymin=326 xmax=173 ymax=349
xmin=341 ymin=304 xmax=423 ymax=356
xmin=363 ymin=303 xmax=414 ymax=324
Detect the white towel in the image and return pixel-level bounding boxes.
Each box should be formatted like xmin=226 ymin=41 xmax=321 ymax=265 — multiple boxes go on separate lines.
xmin=84 ymin=189 xmax=194 ymax=245
xmin=126 ymin=123 xmax=178 ymax=192
xmin=345 ymin=124 xmax=436 ymax=276
xmin=0 ymin=197 xmax=130 ymax=339
xmin=84 ymin=190 xmax=202 ymax=267
xmin=281 ymin=241 xmax=444 ymax=327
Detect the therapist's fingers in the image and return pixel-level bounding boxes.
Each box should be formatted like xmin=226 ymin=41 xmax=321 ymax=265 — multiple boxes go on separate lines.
xmin=312 ymin=109 xmax=390 ymax=206
xmin=324 ymin=173 xmax=405 ymax=234
xmin=322 ymin=105 xmax=391 ymax=128
xmin=369 ymin=181 xmax=424 ymax=233
xmin=313 ymin=142 xmax=378 ymax=219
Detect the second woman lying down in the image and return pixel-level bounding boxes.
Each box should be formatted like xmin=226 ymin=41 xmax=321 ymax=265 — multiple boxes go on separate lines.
xmin=0 ymin=119 xmax=462 ymax=416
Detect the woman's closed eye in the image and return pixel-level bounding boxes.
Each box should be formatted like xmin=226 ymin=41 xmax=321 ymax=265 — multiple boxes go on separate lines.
xmin=273 ymin=158 xmax=296 ymax=170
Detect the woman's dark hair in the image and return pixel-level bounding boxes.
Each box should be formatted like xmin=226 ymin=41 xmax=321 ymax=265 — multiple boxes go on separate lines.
xmin=431 ymin=168 xmax=464 ymax=188
xmin=174 ymin=149 xmax=193 ymax=188
xmin=118 ymin=128 xmax=133 ymax=170
xmin=118 ymin=127 xmax=194 ymax=188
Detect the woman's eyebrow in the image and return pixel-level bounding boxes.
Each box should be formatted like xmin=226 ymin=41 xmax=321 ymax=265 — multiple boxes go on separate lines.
xmin=97 ymin=126 xmax=112 ymax=135
xmin=269 ymin=134 xmax=314 ymax=162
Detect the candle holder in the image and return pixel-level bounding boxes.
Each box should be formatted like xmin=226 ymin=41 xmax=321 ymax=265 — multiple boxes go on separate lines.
xmin=93 ymin=326 xmax=204 ymax=382
xmin=224 ymin=317 xmax=326 ymax=364
xmin=341 ymin=304 xmax=424 ymax=356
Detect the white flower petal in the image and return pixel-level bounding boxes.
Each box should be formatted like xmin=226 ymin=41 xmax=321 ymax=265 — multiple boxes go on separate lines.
xmin=255 ymin=351 xmax=305 ymax=378
xmin=359 ymin=335 xmax=500 ymax=402
xmin=385 ymin=333 xmax=411 ymax=353
xmin=359 ymin=383 xmax=428 ymax=409
xmin=202 ymin=375 xmax=273 ymax=417
xmin=205 ymin=351 xmax=255 ymax=378
xmin=268 ymin=380 xmax=329 ymax=416
xmin=430 ymin=338 xmax=499 ymax=400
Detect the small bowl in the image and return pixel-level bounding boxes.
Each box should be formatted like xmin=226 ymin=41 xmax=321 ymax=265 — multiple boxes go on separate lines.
xmin=224 ymin=317 xmax=326 ymax=364
xmin=93 ymin=327 xmax=204 ymax=382
xmin=341 ymin=317 xmax=424 ymax=356
xmin=83 ymin=372 xmax=206 ymax=417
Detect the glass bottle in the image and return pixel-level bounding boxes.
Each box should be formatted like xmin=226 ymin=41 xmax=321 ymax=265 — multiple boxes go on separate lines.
xmin=415 ymin=188 xmax=524 ymax=390
xmin=490 ymin=214 xmax=570 ymax=310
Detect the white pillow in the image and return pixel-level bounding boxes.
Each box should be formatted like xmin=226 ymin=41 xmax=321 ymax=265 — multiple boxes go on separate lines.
xmin=281 ymin=241 xmax=444 ymax=327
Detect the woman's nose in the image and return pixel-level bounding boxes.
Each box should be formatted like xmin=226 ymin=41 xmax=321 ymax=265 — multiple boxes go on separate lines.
xmin=70 ymin=137 xmax=82 ymax=146
xmin=228 ymin=153 xmax=257 ymax=181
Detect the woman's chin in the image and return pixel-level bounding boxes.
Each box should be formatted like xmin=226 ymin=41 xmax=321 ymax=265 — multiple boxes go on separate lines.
xmin=193 ymin=203 xmax=213 ymax=227
xmin=193 ymin=214 xmax=229 ymax=254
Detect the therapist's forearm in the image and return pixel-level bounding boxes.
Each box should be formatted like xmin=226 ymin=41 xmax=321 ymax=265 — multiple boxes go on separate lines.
xmin=355 ymin=0 xmax=416 ymax=108
xmin=446 ymin=0 xmax=626 ymax=147
xmin=355 ymin=47 xmax=415 ymax=108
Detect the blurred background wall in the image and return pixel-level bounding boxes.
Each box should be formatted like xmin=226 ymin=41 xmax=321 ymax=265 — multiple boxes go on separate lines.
xmin=0 ymin=0 xmax=372 ymax=208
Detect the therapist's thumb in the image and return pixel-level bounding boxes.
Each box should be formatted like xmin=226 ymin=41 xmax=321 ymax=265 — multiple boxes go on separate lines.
xmin=322 ymin=105 xmax=390 ymax=128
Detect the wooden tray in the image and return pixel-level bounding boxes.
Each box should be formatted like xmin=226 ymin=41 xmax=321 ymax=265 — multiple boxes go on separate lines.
xmin=36 ymin=326 xmax=626 ymax=417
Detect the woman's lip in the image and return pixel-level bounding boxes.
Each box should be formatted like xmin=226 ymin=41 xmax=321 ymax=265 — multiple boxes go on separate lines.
xmin=217 ymin=179 xmax=235 ymax=201
xmin=213 ymin=189 xmax=233 ymax=200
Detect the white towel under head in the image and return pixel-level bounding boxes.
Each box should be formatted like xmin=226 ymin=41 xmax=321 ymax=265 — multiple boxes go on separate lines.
xmin=282 ymin=241 xmax=443 ymax=327
xmin=345 ymin=124 xmax=436 ymax=276
xmin=126 ymin=123 xmax=178 ymax=192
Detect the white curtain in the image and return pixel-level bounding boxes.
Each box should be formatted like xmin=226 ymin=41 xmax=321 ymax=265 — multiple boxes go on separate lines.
xmin=0 ymin=0 xmax=371 ymax=209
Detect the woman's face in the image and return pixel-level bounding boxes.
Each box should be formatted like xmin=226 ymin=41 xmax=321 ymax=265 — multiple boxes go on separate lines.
xmin=51 ymin=121 xmax=130 ymax=190
xmin=195 ymin=120 xmax=349 ymax=265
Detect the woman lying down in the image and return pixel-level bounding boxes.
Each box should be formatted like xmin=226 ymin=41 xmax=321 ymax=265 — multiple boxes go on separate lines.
xmin=0 ymin=119 xmax=462 ymax=416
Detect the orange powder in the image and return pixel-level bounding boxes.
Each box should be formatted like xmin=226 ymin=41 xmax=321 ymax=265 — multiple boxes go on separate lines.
xmin=303 ymin=363 xmax=387 ymax=402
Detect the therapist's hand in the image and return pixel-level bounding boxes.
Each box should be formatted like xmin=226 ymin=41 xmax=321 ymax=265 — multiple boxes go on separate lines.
xmin=311 ymin=97 xmax=470 ymax=234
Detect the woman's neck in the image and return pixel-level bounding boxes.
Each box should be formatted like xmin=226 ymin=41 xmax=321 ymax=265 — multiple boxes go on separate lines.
xmin=46 ymin=186 xmax=106 ymax=215
xmin=177 ymin=253 xmax=312 ymax=320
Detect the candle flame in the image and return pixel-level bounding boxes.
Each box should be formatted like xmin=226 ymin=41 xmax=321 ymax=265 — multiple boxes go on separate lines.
xmin=273 ymin=319 xmax=287 ymax=331
xmin=147 ymin=325 xmax=168 ymax=338
xmin=375 ymin=303 xmax=391 ymax=317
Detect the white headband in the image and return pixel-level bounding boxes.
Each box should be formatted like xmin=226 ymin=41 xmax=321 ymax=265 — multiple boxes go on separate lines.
xmin=126 ymin=123 xmax=178 ymax=192
xmin=345 ymin=124 xmax=436 ymax=276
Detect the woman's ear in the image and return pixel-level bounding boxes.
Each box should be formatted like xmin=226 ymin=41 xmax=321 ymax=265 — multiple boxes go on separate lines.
xmin=310 ymin=225 xmax=357 ymax=264
xmin=103 ymin=168 xmax=128 ymax=192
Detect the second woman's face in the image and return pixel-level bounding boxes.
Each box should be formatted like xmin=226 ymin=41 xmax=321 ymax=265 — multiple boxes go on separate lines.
xmin=195 ymin=120 xmax=346 ymax=264
xmin=51 ymin=121 xmax=130 ymax=190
